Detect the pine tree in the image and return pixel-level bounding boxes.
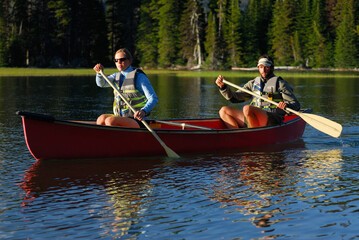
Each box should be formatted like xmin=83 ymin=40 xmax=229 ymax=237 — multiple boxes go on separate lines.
xmin=26 ymin=0 xmax=57 ymax=67
xmin=305 ymin=0 xmax=332 ymax=68
xmin=243 ymin=0 xmax=273 ymax=66
xmin=179 ymin=0 xmax=204 ymax=68
xmin=0 ymin=1 xmax=8 ymax=66
xmin=292 ymin=0 xmax=311 ymax=66
xmin=204 ymin=11 xmax=220 ymax=69
xmin=106 ymin=0 xmax=140 ymax=58
xmin=157 ymin=0 xmax=182 ymax=67
xmin=7 ymin=0 xmax=28 ymax=66
xmin=270 ymin=0 xmax=295 ymax=66
xmin=47 ymin=0 xmax=71 ymax=66
xmin=334 ymin=0 xmax=359 ymax=68
xmin=215 ymin=0 xmax=230 ymax=68
xmin=136 ymin=0 xmax=159 ymax=67
xmin=226 ymin=0 xmax=243 ymax=68
xmin=242 ymin=0 xmax=260 ymax=66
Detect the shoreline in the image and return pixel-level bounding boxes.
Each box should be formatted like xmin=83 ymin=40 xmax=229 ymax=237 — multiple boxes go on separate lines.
xmin=0 ymin=67 xmax=359 ymax=77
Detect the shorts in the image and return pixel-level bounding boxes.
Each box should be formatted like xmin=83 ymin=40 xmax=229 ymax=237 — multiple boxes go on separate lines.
xmin=266 ymin=112 xmax=285 ymax=126
xmin=243 ymin=112 xmax=284 ymax=127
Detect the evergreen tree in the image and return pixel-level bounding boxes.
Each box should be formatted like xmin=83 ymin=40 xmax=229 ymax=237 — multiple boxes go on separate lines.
xmin=257 ymin=0 xmax=274 ymax=56
xmin=71 ymin=0 xmax=108 ymax=66
xmin=106 ymin=0 xmax=140 ymax=58
xmin=7 ymin=0 xmax=28 ymax=66
xmin=0 ymin=1 xmax=8 ymax=66
xmin=226 ymin=0 xmax=243 ymax=68
xmin=243 ymin=0 xmax=273 ymax=66
xmin=89 ymin=1 xmax=109 ymax=65
xmin=204 ymin=11 xmax=221 ymax=69
xmin=47 ymin=0 xmax=71 ymax=66
xmin=157 ymin=0 xmax=182 ymax=67
xmin=27 ymin=0 xmax=57 ymax=67
xmin=292 ymin=0 xmax=311 ymax=66
xmin=242 ymin=0 xmax=260 ymax=65
xmin=179 ymin=0 xmax=204 ymax=68
xmin=270 ymin=0 xmax=295 ymax=66
xmin=325 ymin=0 xmax=339 ymax=39
xmin=215 ymin=0 xmax=230 ymax=68
xmin=136 ymin=0 xmax=159 ymax=67
xmin=304 ymin=0 xmax=333 ymax=68
xmin=334 ymin=0 xmax=359 ymax=68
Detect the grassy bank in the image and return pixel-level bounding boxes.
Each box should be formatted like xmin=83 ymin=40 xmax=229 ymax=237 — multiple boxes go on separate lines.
xmin=1 ymin=67 xmax=359 ymax=78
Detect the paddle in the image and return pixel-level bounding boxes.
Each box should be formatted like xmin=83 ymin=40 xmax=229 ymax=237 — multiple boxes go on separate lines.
xmin=222 ymin=79 xmax=343 ymax=138
xmin=99 ymin=70 xmax=180 ymax=158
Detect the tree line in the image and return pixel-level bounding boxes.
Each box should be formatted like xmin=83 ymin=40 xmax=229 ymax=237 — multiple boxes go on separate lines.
xmin=0 ymin=0 xmax=358 ymax=69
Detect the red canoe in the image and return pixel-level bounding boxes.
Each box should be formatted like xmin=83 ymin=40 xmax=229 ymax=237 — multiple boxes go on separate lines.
xmin=17 ymin=111 xmax=308 ymax=160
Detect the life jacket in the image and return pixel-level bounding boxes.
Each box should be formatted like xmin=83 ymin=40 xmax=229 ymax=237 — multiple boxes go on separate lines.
xmin=250 ymin=76 xmax=283 ymax=112
xmin=113 ymin=69 xmax=148 ymax=118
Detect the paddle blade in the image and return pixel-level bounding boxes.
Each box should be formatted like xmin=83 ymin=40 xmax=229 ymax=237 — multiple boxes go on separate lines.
xmin=163 ymin=146 xmax=180 ymax=159
xmin=299 ymin=113 xmax=342 ymax=138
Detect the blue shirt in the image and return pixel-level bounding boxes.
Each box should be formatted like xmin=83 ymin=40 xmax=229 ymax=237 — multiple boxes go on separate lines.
xmin=96 ymin=66 xmax=158 ymax=115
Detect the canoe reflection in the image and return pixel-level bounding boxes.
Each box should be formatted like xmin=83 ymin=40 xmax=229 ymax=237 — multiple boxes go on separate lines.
xmin=20 ymin=158 xmax=164 ymax=196
xmin=19 ymin=157 xmax=165 ymax=238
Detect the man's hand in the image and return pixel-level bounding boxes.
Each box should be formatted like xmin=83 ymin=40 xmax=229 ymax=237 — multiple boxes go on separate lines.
xmin=215 ymin=75 xmax=225 ymax=88
xmin=277 ymin=102 xmax=287 ymax=110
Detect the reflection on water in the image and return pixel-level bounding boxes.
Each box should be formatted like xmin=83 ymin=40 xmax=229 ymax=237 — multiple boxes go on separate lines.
xmin=20 ymin=158 xmax=165 ymax=239
xmin=205 ymin=148 xmax=343 ymax=238
xmin=17 ymin=143 xmax=347 ymax=239
xmin=301 ymin=149 xmax=342 ymax=182
xmin=1 ymin=74 xmax=358 ymax=239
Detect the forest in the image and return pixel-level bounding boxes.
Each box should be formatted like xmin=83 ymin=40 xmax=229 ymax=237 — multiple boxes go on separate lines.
xmin=0 ymin=0 xmax=358 ymax=69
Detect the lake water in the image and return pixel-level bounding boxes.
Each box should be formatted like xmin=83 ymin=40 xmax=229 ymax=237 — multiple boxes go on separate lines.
xmin=0 ymin=73 xmax=358 ymax=239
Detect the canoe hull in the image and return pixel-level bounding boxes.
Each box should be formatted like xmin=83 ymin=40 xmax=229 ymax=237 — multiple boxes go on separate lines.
xmin=18 ymin=112 xmax=307 ymax=160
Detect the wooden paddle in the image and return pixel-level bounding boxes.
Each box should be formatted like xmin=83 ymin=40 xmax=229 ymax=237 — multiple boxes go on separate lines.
xmin=99 ymin=70 xmax=180 ymax=158
xmin=222 ymin=79 xmax=343 ymax=138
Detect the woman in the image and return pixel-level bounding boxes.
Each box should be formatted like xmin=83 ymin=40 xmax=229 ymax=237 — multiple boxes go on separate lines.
xmin=93 ymin=48 xmax=158 ymax=128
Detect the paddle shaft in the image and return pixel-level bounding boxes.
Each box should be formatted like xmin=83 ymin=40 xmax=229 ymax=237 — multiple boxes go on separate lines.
xmin=99 ymin=70 xmax=180 ymax=158
xmin=154 ymin=120 xmax=213 ymax=130
xmin=222 ymin=79 xmax=342 ymax=138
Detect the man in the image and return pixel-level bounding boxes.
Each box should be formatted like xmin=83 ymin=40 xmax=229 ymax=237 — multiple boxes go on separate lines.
xmin=215 ymin=55 xmax=300 ymax=129
xmin=93 ymin=48 xmax=158 ymax=128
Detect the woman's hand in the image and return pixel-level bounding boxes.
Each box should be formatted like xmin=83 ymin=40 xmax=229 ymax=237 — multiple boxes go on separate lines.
xmin=134 ymin=110 xmax=146 ymax=121
xmin=93 ymin=63 xmax=104 ymax=73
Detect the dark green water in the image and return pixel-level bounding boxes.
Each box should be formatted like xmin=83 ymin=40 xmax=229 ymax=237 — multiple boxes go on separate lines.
xmin=0 ymin=74 xmax=358 ymax=239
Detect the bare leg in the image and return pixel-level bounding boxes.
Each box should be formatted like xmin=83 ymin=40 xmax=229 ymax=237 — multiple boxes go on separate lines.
xmin=104 ymin=115 xmax=140 ymax=128
xmin=96 ymin=114 xmax=140 ymax=128
xmin=242 ymin=105 xmax=268 ymax=128
xmin=219 ymin=106 xmax=246 ymax=129
xmin=96 ymin=114 xmax=113 ymax=125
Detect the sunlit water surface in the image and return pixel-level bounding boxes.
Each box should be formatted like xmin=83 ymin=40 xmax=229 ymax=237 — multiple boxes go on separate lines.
xmin=0 ymin=74 xmax=358 ymax=239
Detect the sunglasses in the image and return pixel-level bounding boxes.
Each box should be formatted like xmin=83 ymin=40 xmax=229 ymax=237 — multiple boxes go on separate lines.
xmin=114 ymin=58 xmax=127 ymax=63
